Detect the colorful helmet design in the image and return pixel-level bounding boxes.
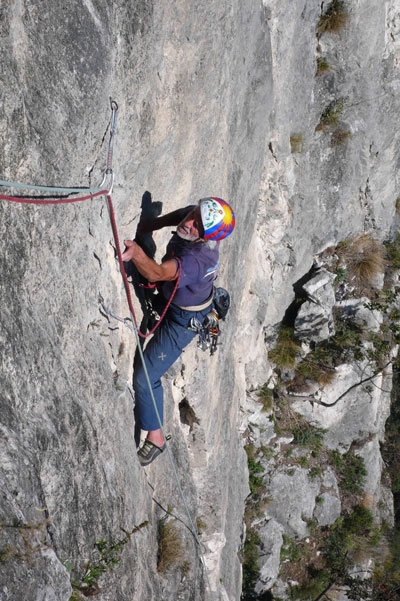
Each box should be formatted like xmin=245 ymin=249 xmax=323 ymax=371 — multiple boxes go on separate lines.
xmin=199 ymin=197 xmax=235 ymax=241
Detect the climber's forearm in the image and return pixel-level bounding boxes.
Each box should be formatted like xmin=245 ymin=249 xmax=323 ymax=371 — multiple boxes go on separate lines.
xmin=122 ymin=240 xmax=177 ymax=282
xmin=137 ymin=207 xmax=194 ymax=233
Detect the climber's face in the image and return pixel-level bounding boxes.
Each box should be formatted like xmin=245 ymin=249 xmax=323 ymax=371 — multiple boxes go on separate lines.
xmin=177 ymin=207 xmax=204 ymax=241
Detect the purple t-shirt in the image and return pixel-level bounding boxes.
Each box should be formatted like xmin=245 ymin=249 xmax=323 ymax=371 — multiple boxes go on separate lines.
xmin=161 ymin=207 xmax=220 ymax=307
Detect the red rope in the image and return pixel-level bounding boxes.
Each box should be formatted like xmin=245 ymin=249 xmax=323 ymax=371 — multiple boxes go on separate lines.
xmin=0 ymin=189 xmax=108 ymax=204
xmin=0 ymin=186 xmax=178 ymax=339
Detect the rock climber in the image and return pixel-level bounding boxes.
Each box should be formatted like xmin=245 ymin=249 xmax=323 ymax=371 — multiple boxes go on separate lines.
xmin=121 ymin=197 xmax=235 ymax=466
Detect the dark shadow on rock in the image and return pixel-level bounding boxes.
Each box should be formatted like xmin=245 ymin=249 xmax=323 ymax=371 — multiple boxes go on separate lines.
xmin=179 ymin=398 xmax=200 ymax=431
xmin=281 ymin=264 xmax=320 ymax=328
xmin=123 ymin=191 xmax=163 ymax=340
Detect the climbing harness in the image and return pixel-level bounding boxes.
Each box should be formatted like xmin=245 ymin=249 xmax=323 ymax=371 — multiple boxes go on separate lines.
xmin=99 ymin=259 xmax=182 ymax=339
xmin=189 ymin=287 xmax=230 ymax=355
xmin=0 ymin=99 xmax=217 ymax=601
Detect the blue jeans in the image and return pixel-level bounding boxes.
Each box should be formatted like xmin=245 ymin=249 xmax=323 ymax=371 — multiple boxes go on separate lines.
xmin=133 ymin=303 xmax=212 ymax=431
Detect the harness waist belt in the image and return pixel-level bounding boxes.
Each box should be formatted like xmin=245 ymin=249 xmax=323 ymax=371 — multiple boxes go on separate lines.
xmin=176 ymin=297 xmax=213 ymax=312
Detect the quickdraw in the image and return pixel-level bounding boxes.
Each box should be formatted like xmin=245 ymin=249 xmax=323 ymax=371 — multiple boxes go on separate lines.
xmin=100 ymin=98 xmax=118 ymax=193
xmin=188 ymin=287 xmax=230 ymax=356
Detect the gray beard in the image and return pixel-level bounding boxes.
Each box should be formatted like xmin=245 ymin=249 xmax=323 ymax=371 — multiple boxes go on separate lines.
xmin=176 ymin=228 xmax=200 ymax=242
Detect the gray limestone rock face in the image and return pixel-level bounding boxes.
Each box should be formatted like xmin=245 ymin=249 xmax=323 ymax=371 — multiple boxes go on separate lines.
xmin=255 ymin=519 xmax=283 ymax=593
xmin=1 ymin=0 xmax=399 ymax=599
xmin=294 ymin=269 xmax=336 ymax=342
xmin=264 ymin=467 xmax=321 ymax=539
xmin=313 ymin=492 xmax=341 ymax=527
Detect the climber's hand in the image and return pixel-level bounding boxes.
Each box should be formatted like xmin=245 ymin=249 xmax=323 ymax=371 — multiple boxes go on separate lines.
xmin=122 ymin=240 xmax=140 ymax=262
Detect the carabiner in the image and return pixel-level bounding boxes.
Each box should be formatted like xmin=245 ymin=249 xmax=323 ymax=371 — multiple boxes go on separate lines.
xmin=109 ymin=98 xmax=118 ymax=136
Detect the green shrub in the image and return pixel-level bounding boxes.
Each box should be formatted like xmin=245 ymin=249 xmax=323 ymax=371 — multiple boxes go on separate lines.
xmin=289 ymin=568 xmax=331 ymax=600
xmin=70 ymin=528 xmax=141 ymax=597
xmin=384 ymin=233 xmax=400 ymax=269
xmin=343 ymin=505 xmax=373 ymax=535
xmin=309 ymin=466 xmax=323 ymax=479
xmin=241 ymin=528 xmax=261 ymax=598
xmin=245 ymin=445 xmax=266 ymax=497
xmin=316 ymin=56 xmax=330 ymax=75
xmin=330 ymin=450 xmax=366 ymax=494
xmin=334 ymin=266 xmax=347 ymax=284
xmin=316 ymin=98 xmax=346 ymax=131
xmin=382 ymin=362 xmax=400 ymax=494
xmin=292 ymin=314 xmax=365 ymax=389
xmin=248 ymin=459 xmax=264 ymax=496
xmin=292 ymin=423 xmax=326 ymax=453
xmin=281 ymin=534 xmax=302 ymax=562
xmin=258 ymin=383 xmax=274 ymax=411
xmin=323 ymin=517 xmax=351 ymax=574
xmin=269 ymin=327 xmax=301 ymax=369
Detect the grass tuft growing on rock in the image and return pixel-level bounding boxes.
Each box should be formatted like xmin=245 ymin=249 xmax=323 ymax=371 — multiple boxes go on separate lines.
xmin=316 ymin=56 xmax=330 ymax=76
xmin=384 ymin=233 xmax=400 ymax=270
xmin=292 ymin=423 xmax=326 ymax=453
xmin=317 ymin=0 xmax=348 ymax=35
xmin=157 ymin=517 xmax=186 ymax=574
xmin=257 ymin=383 xmax=274 ymax=411
xmin=295 ymin=350 xmax=337 ymax=386
xmin=331 ymin=127 xmax=352 ymax=147
xmin=241 ymin=527 xmax=262 ymax=598
xmin=245 ymin=444 xmax=267 ymax=498
xmin=269 ymin=327 xmax=301 ymax=369
xmin=337 ymin=233 xmax=385 ymax=288
xmin=290 ymin=133 xmax=305 ymax=154
xmin=316 ymin=97 xmax=346 ymax=131
xmin=330 ymin=449 xmax=367 ymax=496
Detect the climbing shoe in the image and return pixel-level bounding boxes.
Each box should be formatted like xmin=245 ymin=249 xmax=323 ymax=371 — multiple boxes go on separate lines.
xmin=137 ymin=439 xmax=166 ymax=467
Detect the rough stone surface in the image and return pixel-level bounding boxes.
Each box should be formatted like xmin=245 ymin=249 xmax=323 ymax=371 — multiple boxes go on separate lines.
xmin=292 ymin=362 xmax=392 ymax=452
xmin=0 ymin=0 xmax=399 ymax=600
xmin=295 ymin=269 xmax=336 ymax=342
xmin=314 ymin=492 xmax=341 ymax=527
xmin=337 ymin=298 xmax=383 ymax=333
xmin=256 ymin=519 xmax=283 ymax=593
xmin=264 ymin=467 xmax=321 ymax=539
